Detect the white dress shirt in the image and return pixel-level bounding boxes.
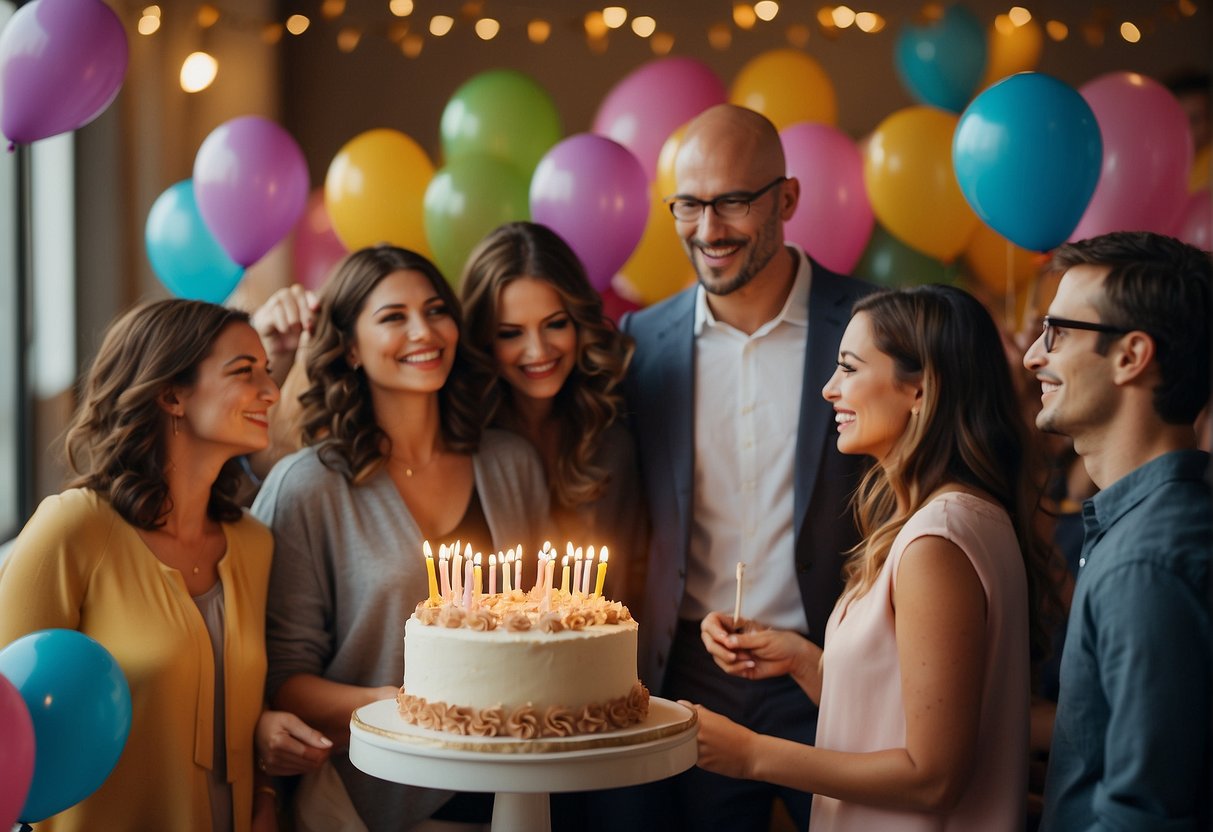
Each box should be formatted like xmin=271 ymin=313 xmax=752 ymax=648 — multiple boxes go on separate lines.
xmin=682 ymin=246 xmax=812 ymax=633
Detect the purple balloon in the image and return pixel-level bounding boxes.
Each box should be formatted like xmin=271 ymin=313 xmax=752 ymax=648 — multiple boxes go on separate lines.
xmin=0 ymin=0 xmax=128 ymax=146
xmin=781 ymin=123 xmax=874 ymax=274
xmin=1071 ymin=72 xmax=1193 ymax=240
xmin=593 ymin=57 xmax=726 ymax=182
xmin=530 ymin=134 xmax=649 ymax=292
xmin=193 ymin=116 xmax=310 ymax=267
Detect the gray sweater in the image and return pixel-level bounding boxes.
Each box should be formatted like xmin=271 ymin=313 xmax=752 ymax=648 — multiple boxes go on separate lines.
xmin=252 ymin=429 xmax=550 ymax=831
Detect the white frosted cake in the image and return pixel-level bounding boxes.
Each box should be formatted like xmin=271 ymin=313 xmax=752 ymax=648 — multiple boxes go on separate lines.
xmin=398 ymin=590 xmax=649 ymax=738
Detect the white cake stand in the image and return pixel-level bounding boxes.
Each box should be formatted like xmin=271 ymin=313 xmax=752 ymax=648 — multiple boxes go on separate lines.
xmin=350 ymin=697 xmax=698 ymax=832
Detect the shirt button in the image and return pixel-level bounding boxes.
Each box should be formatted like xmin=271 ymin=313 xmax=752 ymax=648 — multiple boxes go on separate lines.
xmin=1079 ymin=557 xmax=1086 ymax=568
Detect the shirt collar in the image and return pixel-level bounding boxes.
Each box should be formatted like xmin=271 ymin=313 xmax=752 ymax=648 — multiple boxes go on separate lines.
xmin=1083 ymin=449 xmax=1211 ymax=539
xmin=693 ymin=243 xmax=812 ymax=337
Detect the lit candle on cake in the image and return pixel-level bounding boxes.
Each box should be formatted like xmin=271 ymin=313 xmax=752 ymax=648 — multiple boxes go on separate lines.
xmin=474 ymin=553 xmax=483 ymax=601
xmin=489 ymin=553 xmax=498 ymax=595
xmin=514 ymin=546 xmax=522 ymax=589
xmin=560 ymin=555 xmax=570 ymax=594
xmin=452 ymin=545 xmax=464 ymax=599
xmin=594 ymin=549 xmax=609 ymax=596
xmin=545 ymin=550 xmax=556 ymax=594
xmin=582 ymin=546 xmax=596 ymax=595
xmin=423 ymin=540 xmax=439 ymax=602
xmin=572 ymin=546 xmax=584 ymax=596
xmin=502 ymin=550 xmax=513 ymax=593
xmin=533 ymin=548 xmax=546 ymax=593
xmin=438 ymin=543 xmax=451 ymax=599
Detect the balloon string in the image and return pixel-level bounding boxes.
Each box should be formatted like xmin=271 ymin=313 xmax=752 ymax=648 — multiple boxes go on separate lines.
xmin=1004 ymin=240 xmax=1015 ymax=330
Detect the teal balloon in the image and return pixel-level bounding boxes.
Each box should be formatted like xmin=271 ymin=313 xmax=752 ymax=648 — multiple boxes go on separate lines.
xmin=0 ymin=630 xmax=131 ymax=823
xmin=855 ymin=224 xmax=960 ymax=287
xmin=145 ymin=180 xmax=245 ymax=302
xmin=440 ymin=69 xmax=562 ymax=179
xmin=423 ymin=153 xmax=530 ymax=284
xmin=953 ymin=72 xmax=1102 ymax=252
xmin=894 ymin=4 xmax=987 ymax=113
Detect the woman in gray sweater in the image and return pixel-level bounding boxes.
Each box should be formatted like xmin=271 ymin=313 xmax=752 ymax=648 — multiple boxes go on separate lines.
xmin=252 ymin=246 xmax=550 ymax=832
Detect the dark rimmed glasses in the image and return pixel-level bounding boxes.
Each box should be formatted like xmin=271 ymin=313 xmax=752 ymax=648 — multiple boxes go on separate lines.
xmin=1042 ymin=315 xmax=1133 ymax=352
xmin=664 ymin=176 xmax=787 ymax=222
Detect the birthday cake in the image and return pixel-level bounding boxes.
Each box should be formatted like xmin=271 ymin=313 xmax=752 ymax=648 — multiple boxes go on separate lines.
xmin=398 ymin=588 xmax=648 ymax=739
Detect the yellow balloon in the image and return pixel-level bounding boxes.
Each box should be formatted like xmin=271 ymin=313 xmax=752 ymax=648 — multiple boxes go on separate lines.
xmin=325 ymin=128 xmax=434 ymax=254
xmin=964 ymin=221 xmax=1047 ymax=295
xmin=618 ymin=185 xmax=696 ymax=306
xmin=655 ymin=124 xmax=688 ymax=201
xmin=981 ymin=18 xmax=1043 ymax=89
xmin=1190 ymin=144 xmax=1211 ymax=192
xmin=730 ymin=49 xmax=837 ymax=131
xmin=863 ymin=106 xmax=978 ymax=263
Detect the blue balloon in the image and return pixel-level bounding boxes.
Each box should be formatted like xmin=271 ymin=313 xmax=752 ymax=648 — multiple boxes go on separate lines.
xmin=894 ymin=4 xmax=987 ymax=113
xmin=0 ymin=629 xmax=132 ymax=823
xmin=953 ymin=72 xmax=1103 ymax=252
xmin=145 ymin=179 xmax=245 ymax=303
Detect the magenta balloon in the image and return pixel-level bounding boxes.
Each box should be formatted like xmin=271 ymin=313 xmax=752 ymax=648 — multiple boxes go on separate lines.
xmin=0 ymin=674 xmax=35 ymax=830
xmin=1177 ymin=189 xmax=1212 ymax=251
xmin=193 ymin=116 xmax=310 ymax=267
xmin=292 ymin=190 xmax=348 ymax=291
xmin=1070 ymin=72 xmax=1193 ymax=240
xmin=592 ymin=57 xmax=726 ymax=181
xmin=530 ymin=134 xmax=650 ymax=292
xmin=780 ymin=122 xmax=874 ymax=273
xmin=0 ymin=0 xmax=128 ymax=146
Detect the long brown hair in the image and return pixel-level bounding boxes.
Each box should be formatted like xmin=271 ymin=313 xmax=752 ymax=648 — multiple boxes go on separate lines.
xmin=299 ymin=245 xmax=484 ymax=483
xmin=65 ymin=299 xmax=251 ymax=528
xmin=844 ymin=285 xmax=1056 ymax=665
xmin=460 ymin=222 xmax=634 ymax=508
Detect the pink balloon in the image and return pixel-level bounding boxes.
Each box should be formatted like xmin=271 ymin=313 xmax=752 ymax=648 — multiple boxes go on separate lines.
xmin=193 ymin=116 xmax=310 ymax=267
xmin=0 ymin=0 xmax=128 ymax=146
xmin=1071 ymin=72 xmax=1193 ymax=240
xmin=0 ymin=674 xmax=35 ymax=830
xmin=291 ymin=190 xmax=347 ymax=291
xmin=592 ymin=57 xmax=727 ymax=181
xmin=781 ymin=122 xmax=874 ymax=273
xmin=1177 ymin=189 xmax=1212 ymax=251
xmin=530 ymin=134 xmax=650 ymax=292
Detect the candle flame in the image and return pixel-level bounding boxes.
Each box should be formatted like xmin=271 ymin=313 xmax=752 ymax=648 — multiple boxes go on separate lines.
xmin=464 ymin=542 xmax=473 ymax=559
xmin=566 ymin=541 xmax=574 ymax=558
xmin=474 ymin=552 xmax=482 ymax=565
xmin=562 ymin=554 xmax=570 ymax=565
xmin=489 ymin=553 xmax=496 ymax=565
xmin=423 ymin=539 xmax=433 ymax=559
xmin=601 ymin=551 xmax=609 ymax=563
xmin=575 ymin=546 xmax=583 ymax=561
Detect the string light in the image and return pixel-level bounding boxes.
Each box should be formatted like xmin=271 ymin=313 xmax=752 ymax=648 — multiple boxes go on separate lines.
xmin=733 ymin=4 xmax=757 ymax=30
xmin=336 ymin=26 xmax=361 ymax=52
xmin=832 ymin=5 xmax=857 ymax=28
xmin=1008 ymin=6 xmax=1032 ymax=27
xmin=180 ymin=51 xmax=217 ymax=93
xmin=854 ymin=12 xmax=884 ymax=33
xmin=196 ymin=3 xmax=219 ymax=29
xmin=584 ymin=10 xmax=608 ymax=38
xmin=651 ymin=31 xmax=674 ymax=55
xmin=475 ymin=18 xmax=500 ymax=40
xmin=754 ymin=1 xmax=779 ymax=22
xmin=1046 ymin=19 xmax=1068 ymax=40
xmin=528 ymin=19 xmax=551 ymax=43
xmin=137 ymin=6 xmax=161 ymax=36
xmin=602 ymin=7 xmax=627 ymax=29
xmin=1119 ymin=21 xmax=1142 ymax=42
xmin=285 ymin=14 xmax=309 ymax=35
xmin=430 ymin=15 xmax=454 ymax=36
xmin=389 ymin=0 xmax=414 ymax=17
xmin=631 ymin=15 xmax=656 ymax=37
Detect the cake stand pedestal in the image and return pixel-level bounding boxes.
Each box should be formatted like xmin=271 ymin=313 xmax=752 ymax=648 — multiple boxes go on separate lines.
xmin=349 ymin=697 xmax=698 ymax=832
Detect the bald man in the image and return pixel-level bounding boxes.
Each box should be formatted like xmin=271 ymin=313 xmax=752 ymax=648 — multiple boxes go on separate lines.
xmin=618 ymin=105 xmax=871 ymax=830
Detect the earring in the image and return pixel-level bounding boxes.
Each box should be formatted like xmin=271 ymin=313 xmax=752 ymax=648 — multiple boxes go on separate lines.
xmin=172 ymin=415 xmax=179 ymax=436
xmin=911 ymin=408 xmax=919 ymax=416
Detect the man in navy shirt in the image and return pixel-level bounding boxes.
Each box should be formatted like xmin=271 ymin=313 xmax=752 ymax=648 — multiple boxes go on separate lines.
xmin=1023 ymin=231 xmax=1211 ymax=831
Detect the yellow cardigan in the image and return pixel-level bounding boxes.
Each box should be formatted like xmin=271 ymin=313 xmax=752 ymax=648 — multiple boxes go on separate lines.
xmin=0 ymin=489 xmax=272 ymax=832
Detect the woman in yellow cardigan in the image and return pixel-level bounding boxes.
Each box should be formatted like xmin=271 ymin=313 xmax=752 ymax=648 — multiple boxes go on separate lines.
xmin=0 ymin=300 xmax=328 ymax=832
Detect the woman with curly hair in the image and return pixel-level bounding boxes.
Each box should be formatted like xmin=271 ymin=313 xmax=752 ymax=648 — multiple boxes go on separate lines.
xmin=0 ymin=299 xmax=329 ymax=832
xmin=691 ymin=285 xmax=1057 ymax=831
xmin=460 ymin=221 xmax=645 ymax=602
xmin=251 ymin=245 xmax=549 ymax=832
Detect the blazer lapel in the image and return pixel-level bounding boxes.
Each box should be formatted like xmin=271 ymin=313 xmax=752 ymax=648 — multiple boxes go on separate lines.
xmin=655 ymin=292 xmax=697 ymax=545
xmin=794 ymin=268 xmax=855 ymax=538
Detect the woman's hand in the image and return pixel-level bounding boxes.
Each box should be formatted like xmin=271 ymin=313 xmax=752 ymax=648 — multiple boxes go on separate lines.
xmin=255 ymin=709 xmax=333 ymax=776
xmin=251 ymin=285 xmax=318 ymax=385
xmin=679 ymin=701 xmax=758 ymax=780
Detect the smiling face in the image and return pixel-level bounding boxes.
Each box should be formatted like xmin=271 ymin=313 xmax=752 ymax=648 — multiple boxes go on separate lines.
xmin=176 ymin=321 xmax=279 ymax=456
xmin=492 ymin=276 xmax=578 ymax=405
xmin=348 ymin=268 xmax=459 ymax=397
xmin=1022 ymin=263 xmax=1120 ymax=441
xmin=821 ymin=312 xmax=921 ymax=463
xmin=672 ymin=106 xmax=795 ymax=297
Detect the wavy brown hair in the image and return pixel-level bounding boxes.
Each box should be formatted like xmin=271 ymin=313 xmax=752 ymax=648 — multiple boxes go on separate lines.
xmin=843 ymin=285 xmax=1057 ymax=667
xmin=460 ymin=222 xmax=634 ymax=508
xmin=299 ymin=245 xmax=484 ymax=483
xmin=65 ymin=300 xmax=252 ymax=529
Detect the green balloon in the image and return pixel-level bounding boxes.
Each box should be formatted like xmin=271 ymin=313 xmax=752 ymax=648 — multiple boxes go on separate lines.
xmin=423 ymin=153 xmax=530 ymax=285
xmin=440 ymin=69 xmax=563 ymax=179
xmin=854 ymin=224 xmax=960 ymax=287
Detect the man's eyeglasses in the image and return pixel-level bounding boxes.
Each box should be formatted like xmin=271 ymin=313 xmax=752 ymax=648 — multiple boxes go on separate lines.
xmin=1042 ymin=315 xmax=1133 ymax=352
xmin=664 ymin=176 xmax=787 ymax=222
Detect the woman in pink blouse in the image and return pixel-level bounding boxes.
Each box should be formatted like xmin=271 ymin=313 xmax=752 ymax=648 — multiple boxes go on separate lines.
xmin=689 ymin=284 xmax=1053 ymax=831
